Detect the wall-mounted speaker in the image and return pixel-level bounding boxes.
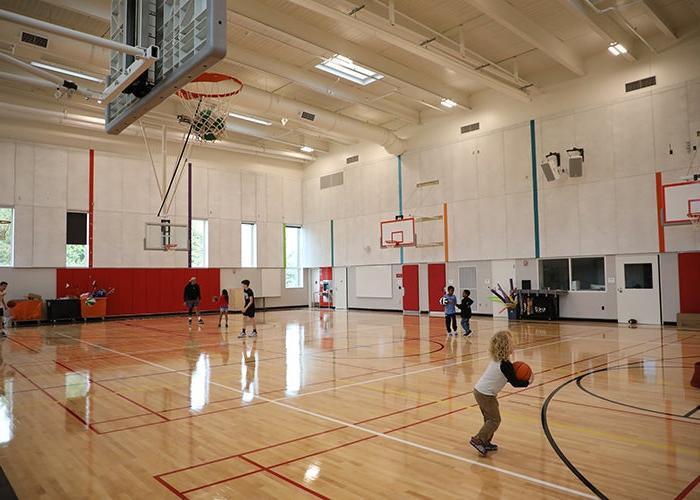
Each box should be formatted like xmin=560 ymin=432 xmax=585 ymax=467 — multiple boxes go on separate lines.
xmin=569 ymin=156 xmax=583 ymax=177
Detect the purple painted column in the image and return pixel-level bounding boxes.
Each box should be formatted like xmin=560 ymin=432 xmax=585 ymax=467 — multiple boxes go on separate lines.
xmin=187 ymin=162 xmax=192 ymax=268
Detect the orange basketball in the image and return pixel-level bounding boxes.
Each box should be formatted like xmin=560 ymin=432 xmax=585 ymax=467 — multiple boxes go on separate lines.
xmin=513 ymin=361 xmax=532 ymax=382
xmin=6 ymin=300 xmax=17 ymax=309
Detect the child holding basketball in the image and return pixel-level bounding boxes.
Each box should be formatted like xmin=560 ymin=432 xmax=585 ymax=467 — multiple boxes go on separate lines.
xmin=469 ymin=330 xmax=533 ymax=455
xmin=441 ymin=286 xmax=458 ymax=336
xmin=238 ymin=280 xmax=257 ymax=338
xmin=217 ymin=289 xmax=229 ymax=328
xmin=457 ymin=289 xmax=473 ymax=337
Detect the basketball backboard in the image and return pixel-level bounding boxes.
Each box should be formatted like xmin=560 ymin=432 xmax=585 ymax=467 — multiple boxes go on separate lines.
xmin=380 ymin=218 xmax=416 ymax=248
xmin=144 ymin=221 xmax=189 ymax=251
xmin=105 ymin=0 xmax=227 ymax=135
xmin=663 ymin=180 xmax=700 ymax=224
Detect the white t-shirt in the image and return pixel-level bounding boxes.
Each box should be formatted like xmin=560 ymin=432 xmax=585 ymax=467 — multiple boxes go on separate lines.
xmin=474 ymin=360 xmax=527 ymax=396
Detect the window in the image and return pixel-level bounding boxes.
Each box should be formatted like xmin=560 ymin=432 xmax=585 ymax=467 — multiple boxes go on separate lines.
xmin=285 ymin=225 xmax=303 ymax=288
xmin=66 ymin=212 xmax=88 ymax=267
xmin=241 ymin=223 xmax=257 ymax=268
xmin=624 ymin=263 xmax=653 ymax=289
xmin=191 ymin=219 xmax=208 ymax=268
xmin=0 ymin=208 xmax=13 ymax=267
xmin=315 ymin=55 xmax=383 ymax=86
xmin=571 ymin=257 xmax=606 ymax=291
xmin=540 ymin=259 xmax=569 ymax=290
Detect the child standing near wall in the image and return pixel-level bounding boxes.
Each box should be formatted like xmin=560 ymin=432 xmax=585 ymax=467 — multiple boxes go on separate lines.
xmin=441 ymin=285 xmax=458 ymax=336
xmin=238 ymin=280 xmax=258 ymax=338
xmin=469 ymin=331 xmax=533 ymax=455
xmin=458 ymin=289 xmax=474 ymax=337
xmin=217 ymin=289 xmax=229 ymax=328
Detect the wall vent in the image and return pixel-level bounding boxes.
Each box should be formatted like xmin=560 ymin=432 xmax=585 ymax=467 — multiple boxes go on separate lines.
xmin=460 ymin=122 xmax=480 ymax=134
xmin=346 ymin=155 xmax=359 ymax=164
xmin=21 ymin=32 xmax=49 ymax=48
xmin=320 ymin=172 xmax=344 ymax=190
xmin=625 ymin=76 xmax=656 ymax=93
xmin=300 ymin=111 xmax=316 ymax=121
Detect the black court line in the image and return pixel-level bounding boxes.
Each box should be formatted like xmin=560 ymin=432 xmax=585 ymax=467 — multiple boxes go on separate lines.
xmin=576 ymin=365 xmax=700 ymax=420
xmin=0 ymin=467 xmax=18 ymax=500
xmin=684 ymin=404 xmax=700 ymax=418
xmin=541 ymin=375 xmax=609 ymax=500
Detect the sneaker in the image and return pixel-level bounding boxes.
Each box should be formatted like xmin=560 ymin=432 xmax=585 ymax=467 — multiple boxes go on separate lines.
xmin=0 ymin=331 xmax=6 ymax=337
xmin=485 ymin=443 xmax=498 ymax=451
xmin=469 ymin=437 xmax=487 ymax=456
xmin=464 ymin=330 xmax=472 ymax=337
xmin=225 ymin=323 xmax=229 ymax=328
xmin=198 ymin=318 xmax=204 ymax=325
xmin=238 ymin=331 xmax=246 ymax=338
xmin=188 ymin=318 xmax=192 ymax=324
xmin=248 ymin=330 xmax=257 ymax=337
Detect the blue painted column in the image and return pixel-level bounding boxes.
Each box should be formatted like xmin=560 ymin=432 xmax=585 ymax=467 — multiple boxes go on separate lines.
xmin=529 ymin=120 xmax=541 ymax=258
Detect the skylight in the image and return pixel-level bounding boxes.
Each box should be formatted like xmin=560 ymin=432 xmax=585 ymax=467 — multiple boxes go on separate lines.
xmin=315 ymin=55 xmax=383 ymax=86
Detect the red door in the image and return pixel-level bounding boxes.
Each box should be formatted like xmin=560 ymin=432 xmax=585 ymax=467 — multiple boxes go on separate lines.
xmin=428 ymin=263 xmax=446 ymax=313
xmin=402 ymin=264 xmax=419 ymax=311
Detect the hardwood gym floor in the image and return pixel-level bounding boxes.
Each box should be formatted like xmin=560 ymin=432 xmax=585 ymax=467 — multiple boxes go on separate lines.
xmin=0 ymin=310 xmax=697 ymax=499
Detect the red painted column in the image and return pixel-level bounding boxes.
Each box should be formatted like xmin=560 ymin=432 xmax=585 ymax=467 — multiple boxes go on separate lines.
xmin=89 ymin=149 xmax=94 ymax=268
xmin=655 ymin=171 xmax=665 ymax=253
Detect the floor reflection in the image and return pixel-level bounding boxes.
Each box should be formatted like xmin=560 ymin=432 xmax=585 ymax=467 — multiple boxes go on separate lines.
xmin=241 ymin=339 xmax=258 ymax=403
xmin=0 ymin=343 xmax=13 ymax=445
xmin=190 ymin=353 xmax=210 ymax=412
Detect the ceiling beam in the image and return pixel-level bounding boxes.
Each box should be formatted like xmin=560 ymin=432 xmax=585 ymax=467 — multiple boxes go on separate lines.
xmin=555 ymin=0 xmax=638 ymax=60
xmin=228 ymin=0 xmax=471 ymax=108
xmin=465 ymin=0 xmax=585 ymax=76
xmin=225 ymin=46 xmax=421 ymax=124
xmin=37 ymin=0 xmax=110 ymax=22
xmin=282 ymin=0 xmax=532 ymax=102
xmin=639 ymin=0 xmax=677 ymax=38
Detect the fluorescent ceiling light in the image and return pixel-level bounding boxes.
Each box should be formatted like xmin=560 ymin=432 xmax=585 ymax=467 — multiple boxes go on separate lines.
xmin=315 ymin=55 xmax=383 ymax=86
xmin=30 ymin=61 xmax=103 ymax=83
xmin=440 ymin=98 xmax=457 ymax=108
xmin=300 ymin=145 xmax=314 ymax=153
xmin=607 ymin=43 xmax=627 ymax=56
xmin=228 ymin=112 xmax=272 ymax=126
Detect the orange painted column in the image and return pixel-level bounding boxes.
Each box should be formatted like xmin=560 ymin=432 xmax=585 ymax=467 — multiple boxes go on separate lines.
xmin=655 ymin=171 xmax=665 ymax=253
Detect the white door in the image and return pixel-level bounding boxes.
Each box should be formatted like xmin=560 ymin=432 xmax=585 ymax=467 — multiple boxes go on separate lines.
xmin=332 ymin=267 xmax=347 ymax=310
xmin=615 ymin=254 xmax=660 ymax=324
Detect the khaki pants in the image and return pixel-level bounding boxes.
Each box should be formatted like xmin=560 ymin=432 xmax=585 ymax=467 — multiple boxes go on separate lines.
xmin=473 ymin=389 xmax=501 ymax=444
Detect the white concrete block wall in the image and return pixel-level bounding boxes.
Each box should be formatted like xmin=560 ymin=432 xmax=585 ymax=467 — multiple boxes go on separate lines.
xmin=0 ymin=140 xmax=303 ymax=269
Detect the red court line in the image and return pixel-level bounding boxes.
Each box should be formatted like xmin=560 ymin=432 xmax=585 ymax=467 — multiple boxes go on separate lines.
xmin=154 ymin=475 xmax=188 ymax=500
xmin=10 ymin=363 xmax=88 ymax=427
xmin=239 ymin=456 xmax=330 ymax=499
xmin=6 ymin=336 xmax=40 ymax=353
xmin=179 ymin=466 xmax=264 ymax=495
xmin=675 ymin=473 xmax=700 ymax=500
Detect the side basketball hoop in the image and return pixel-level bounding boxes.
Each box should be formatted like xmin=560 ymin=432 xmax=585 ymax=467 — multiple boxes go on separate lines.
xmin=176 ymin=72 xmax=243 ymax=143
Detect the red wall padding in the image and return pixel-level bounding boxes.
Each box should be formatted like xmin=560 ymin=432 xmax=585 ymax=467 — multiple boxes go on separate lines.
xmin=56 ymin=268 xmax=220 ymax=316
xmin=679 ymin=253 xmax=700 ymax=314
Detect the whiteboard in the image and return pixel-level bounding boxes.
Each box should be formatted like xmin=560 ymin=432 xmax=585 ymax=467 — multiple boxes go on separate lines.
xmin=664 ymin=181 xmax=700 ymax=223
xmin=355 ymin=265 xmax=393 ymax=298
xmin=261 ymin=268 xmax=282 ymax=297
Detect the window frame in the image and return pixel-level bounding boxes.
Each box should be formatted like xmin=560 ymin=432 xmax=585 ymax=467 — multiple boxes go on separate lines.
xmin=0 ymin=207 xmax=15 ymax=268
xmin=570 ymin=256 xmax=607 ymax=292
xmin=191 ymin=219 xmax=209 ymax=268
xmin=241 ymin=222 xmax=257 ymax=268
xmin=284 ymin=225 xmax=303 ymax=289
xmin=65 ymin=211 xmax=89 ymax=268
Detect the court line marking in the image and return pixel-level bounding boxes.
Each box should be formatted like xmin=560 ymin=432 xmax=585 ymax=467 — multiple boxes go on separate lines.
xmin=48 ymin=329 xmax=596 ymax=499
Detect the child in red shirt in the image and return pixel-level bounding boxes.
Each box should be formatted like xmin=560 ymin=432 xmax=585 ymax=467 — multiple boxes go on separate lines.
xmin=217 ymin=289 xmax=229 ymax=328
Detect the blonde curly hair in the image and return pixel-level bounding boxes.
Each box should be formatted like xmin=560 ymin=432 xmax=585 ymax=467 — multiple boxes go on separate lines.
xmin=489 ymin=331 xmax=513 ymax=362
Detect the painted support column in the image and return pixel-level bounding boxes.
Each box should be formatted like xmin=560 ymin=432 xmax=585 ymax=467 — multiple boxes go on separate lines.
xmin=398 ymin=154 xmax=404 ymax=265
xmin=655 ymin=171 xmax=666 ymax=253
xmin=529 ymin=119 xmax=541 ymax=258
xmin=187 ymin=162 xmax=192 ymax=268
xmin=88 ymin=149 xmax=94 ymax=268
xmin=330 ymin=219 xmax=335 ymax=267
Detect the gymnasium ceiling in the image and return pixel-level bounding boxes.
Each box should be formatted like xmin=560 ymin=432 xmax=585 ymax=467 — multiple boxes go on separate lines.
xmin=0 ymin=0 xmax=699 ymax=163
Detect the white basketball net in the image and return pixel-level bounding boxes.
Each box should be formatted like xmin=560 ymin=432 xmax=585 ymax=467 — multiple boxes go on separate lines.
xmin=689 ymin=212 xmax=700 ymax=228
xmin=176 ymin=73 xmax=243 ymax=143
